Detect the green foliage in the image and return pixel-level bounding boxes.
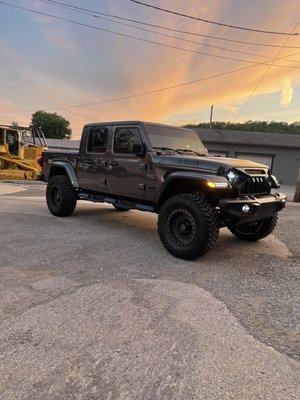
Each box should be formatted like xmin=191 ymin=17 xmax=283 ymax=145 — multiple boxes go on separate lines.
xmin=10 ymin=121 xmax=19 ymax=128
xmin=185 ymin=120 xmax=300 ymax=135
xmin=30 ymin=110 xmax=72 ymax=139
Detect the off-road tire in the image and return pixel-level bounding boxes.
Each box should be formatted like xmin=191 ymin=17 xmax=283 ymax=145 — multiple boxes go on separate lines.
xmin=228 ymin=213 xmax=278 ymax=241
xmin=113 ymin=204 xmax=130 ymax=211
xmin=158 ymin=194 xmax=219 ymax=260
xmin=46 ymin=175 xmax=77 ymax=217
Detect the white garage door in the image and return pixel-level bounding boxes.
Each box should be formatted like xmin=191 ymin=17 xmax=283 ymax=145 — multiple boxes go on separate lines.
xmin=236 ymin=153 xmax=273 ymax=168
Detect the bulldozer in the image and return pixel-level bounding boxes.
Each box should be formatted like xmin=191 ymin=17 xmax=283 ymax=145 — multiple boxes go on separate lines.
xmin=0 ymin=125 xmax=47 ymax=180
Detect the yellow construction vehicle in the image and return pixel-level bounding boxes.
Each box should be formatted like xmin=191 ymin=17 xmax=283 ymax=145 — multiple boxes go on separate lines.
xmin=0 ymin=125 xmax=47 ymax=180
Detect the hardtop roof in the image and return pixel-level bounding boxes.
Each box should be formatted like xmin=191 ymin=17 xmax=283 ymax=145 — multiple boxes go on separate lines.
xmin=84 ymin=121 xmax=193 ymax=131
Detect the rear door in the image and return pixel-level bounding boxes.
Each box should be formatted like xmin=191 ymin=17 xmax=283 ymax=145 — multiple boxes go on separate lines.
xmin=106 ymin=125 xmax=147 ymax=198
xmin=77 ymin=125 xmax=109 ymax=192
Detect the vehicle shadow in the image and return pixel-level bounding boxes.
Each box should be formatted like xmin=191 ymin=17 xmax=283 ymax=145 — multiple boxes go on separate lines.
xmin=73 ymin=203 xmax=291 ymax=262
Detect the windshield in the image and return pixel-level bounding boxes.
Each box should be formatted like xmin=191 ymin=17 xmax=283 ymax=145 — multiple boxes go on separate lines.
xmin=145 ymin=124 xmax=207 ymax=155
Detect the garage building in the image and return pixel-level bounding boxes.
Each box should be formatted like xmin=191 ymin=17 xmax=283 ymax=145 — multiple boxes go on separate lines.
xmin=195 ymin=129 xmax=300 ymax=184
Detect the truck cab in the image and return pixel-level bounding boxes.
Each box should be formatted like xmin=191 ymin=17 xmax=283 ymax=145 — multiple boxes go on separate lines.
xmin=76 ymin=123 xmax=148 ymax=197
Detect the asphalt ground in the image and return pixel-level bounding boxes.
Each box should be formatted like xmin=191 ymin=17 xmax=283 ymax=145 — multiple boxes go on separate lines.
xmin=0 ymin=182 xmax=299 ymax=400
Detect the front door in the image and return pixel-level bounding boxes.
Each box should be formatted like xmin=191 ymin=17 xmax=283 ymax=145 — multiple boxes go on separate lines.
xmin=77 ymin=126 xmax=109 ymax=192
xmin=106 ymin=126 xmax=147 ymax=198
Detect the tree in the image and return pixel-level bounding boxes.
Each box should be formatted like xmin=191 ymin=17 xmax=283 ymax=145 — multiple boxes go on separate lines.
xmin=30 ymin=110 xmax=72 ymax=139
xmin=184 ymin=120 xmax=300 ymax=135
xmin=11 ymin=122 xmax=19 ymax=128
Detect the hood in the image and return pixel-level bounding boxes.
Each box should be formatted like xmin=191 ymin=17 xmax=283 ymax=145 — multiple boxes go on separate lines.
xmin=159 ymin=155 xmax=269 ymax=173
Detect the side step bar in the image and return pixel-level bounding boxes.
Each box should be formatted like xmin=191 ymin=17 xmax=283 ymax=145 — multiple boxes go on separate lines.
xmin=78 ymin=192 xmax=154 ymax=213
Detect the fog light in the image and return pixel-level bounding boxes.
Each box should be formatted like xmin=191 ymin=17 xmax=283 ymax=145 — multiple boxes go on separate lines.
xmin=242 ymin=204 xmax=250 ymax=213
xmin=207 ymin=181 xmax=216 ymax=188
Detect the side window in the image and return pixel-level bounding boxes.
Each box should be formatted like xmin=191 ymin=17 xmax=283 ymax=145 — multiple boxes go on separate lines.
xmin=87 ymin=127 xmax=108 ymax=153
xmin=113 ymin=127 xmax=142 ymax=154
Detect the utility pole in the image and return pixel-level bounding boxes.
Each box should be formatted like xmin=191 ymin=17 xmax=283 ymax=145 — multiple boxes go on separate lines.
xmin=294 ymin=168 xmax=300 ymax=202
xmin=209 ymin=105 xmax=214 ymax=129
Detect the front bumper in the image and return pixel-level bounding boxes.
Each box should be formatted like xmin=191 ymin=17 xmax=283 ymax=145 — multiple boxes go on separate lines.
xmin=219 ymin=192 xmax=286 ymax=223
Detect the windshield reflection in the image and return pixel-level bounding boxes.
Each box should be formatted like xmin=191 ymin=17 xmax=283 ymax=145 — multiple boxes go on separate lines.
xmin=146 ymin=124 xmax=207 ymax=156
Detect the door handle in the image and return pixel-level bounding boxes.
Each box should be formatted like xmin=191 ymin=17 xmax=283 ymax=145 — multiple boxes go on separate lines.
xmin=108 ymin=161 xmax=119 ymax=167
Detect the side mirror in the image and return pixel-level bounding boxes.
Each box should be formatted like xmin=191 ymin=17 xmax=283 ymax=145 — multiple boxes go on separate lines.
xmin=133 ymin=143 xmax=146 ymax=158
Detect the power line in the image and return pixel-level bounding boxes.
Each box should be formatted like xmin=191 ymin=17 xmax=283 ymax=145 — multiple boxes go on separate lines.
xmin=40 ymin=0 xmax=300 ymax=49
xmin=1 ymin=1 xmax=299 ymax=116
xmin=129 ymin=0 xmax=300 ymax=36
xmin=38 ymin=0 xmax=300 ymax=62
xmin=37 ymin=0 xmax=271 ymax=60
xmin=233 ymin=20 xmax=299 ymax=122
xmin=1 ymin=50 xmax=299 ymax=115
xmin=0 ymin=1 xmax=299 ymax=69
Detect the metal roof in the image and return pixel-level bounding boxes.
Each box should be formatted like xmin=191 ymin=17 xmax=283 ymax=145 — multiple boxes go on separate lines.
xmin=25 ymin=136 xmax=80 ymax=149
xmin=194 ymin=128 xmax=300 ymax=149
xmin=45 ymin=138 xmax=80 ymax=149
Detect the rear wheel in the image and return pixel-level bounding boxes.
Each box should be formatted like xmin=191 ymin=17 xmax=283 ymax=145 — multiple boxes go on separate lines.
xmin=158 ymin=194 xmax=219 ymax=260
xmin=228 ymin=213 xmax=278 ymax=241
xmin=46 ymin=175 xmax=77 ymax=217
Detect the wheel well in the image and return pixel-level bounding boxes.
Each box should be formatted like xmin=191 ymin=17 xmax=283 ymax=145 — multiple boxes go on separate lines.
xmin=157 ymin=178 xmax=210 ymax=210
xmin=49 ymin=165 xmax=68 ymax=179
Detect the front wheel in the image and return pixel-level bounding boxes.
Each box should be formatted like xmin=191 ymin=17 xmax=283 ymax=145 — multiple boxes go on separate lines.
xmin=158 ymin=194 xmax=219 ymax=260
xmin=228 ymin=213 xmax=278 ymax=241
xmin=46 ymin=175 xmax=77 ymax=217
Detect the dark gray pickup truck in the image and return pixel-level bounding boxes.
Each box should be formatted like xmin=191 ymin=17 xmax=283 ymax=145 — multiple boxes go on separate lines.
xmin=42 ymin=121 xmax=286 ymax=259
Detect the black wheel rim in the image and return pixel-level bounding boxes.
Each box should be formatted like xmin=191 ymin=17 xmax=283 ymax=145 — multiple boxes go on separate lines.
xmin=235 ymin=220 xmax=264 ymax=235
xmin=50 ymin=185 xmax=61 ymax=207
xmin=167 ymin=208 xmax=197 ymax=246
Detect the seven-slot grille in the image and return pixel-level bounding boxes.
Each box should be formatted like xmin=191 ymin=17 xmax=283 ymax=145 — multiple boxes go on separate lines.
xmin=240 ymin=176 xmax=270 ymax=195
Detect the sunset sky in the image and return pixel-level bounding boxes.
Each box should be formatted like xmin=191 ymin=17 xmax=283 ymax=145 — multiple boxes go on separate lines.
xmin=1 ymin=0 xmax=300 ymax=138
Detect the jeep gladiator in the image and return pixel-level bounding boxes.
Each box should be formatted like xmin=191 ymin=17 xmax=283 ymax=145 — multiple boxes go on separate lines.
xmin=42 ymin=121 xmax=286 ymax=259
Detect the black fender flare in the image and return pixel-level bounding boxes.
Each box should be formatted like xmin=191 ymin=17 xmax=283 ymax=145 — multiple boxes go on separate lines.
xmin=49 ymin=161 xmax=79 ymax=189
xmin=155 ymin=171 xmax=228 ymax=204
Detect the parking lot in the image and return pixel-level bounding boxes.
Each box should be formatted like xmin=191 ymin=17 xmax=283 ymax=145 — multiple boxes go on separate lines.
xmin=0 ymin=182 xmax=299 ymax=399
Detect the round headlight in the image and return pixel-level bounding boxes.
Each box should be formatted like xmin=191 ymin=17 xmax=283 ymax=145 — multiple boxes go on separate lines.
xmin=242 ymin=205 xmax=250 ymax=213
xmin=270 ymin=175 xmax=280 ymax=189
xmin=227 ymin=171 xmax=238 ymax=183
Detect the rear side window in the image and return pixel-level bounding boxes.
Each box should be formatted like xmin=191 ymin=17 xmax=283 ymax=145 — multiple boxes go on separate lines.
xmin=87 ymin=127 xmax=108 ymax=153
xmin=113 ymin=127 xmax=142 ymax=154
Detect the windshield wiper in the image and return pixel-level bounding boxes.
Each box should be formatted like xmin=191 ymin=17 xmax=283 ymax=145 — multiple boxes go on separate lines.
xmin=153 ymin=146 xmax=177 ymax=154
xmin=153 ymin=147 xmax=204 ymax=156
xmin=175 ymin=148 xmax=203 ymax=156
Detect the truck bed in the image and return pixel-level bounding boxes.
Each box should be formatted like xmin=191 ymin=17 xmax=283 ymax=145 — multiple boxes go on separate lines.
xmin=42 ymin=149 xmax=78 ymax=181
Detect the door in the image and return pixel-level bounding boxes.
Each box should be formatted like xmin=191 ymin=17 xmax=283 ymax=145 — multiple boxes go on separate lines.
xmin=77 ymin=126 xmax=109 ymax=192
xmin=106 ymin=126 xmax=147 ymax=198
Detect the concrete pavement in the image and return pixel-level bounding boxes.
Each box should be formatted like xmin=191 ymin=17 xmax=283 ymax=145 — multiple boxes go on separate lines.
xmin=0 ymin=182 xmax=299 ymax=399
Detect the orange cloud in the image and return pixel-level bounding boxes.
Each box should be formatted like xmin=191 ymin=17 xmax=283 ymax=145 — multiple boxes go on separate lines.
xmin=1 ymin=0 xmax=300 ymax=137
